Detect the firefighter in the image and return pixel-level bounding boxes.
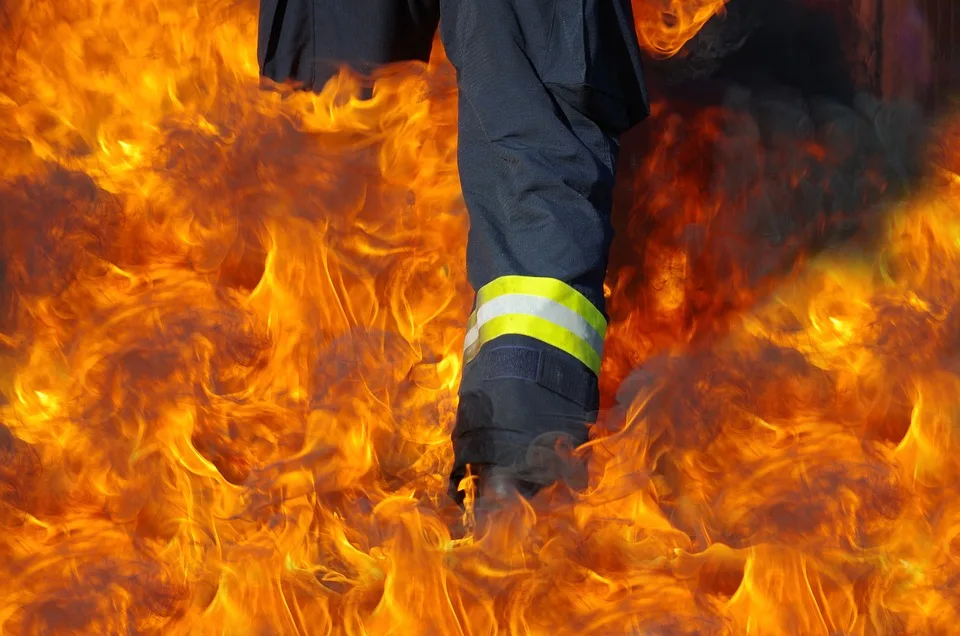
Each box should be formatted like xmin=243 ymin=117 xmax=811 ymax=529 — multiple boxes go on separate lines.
xmin=258 ymin=0 xmax=650 ymax=504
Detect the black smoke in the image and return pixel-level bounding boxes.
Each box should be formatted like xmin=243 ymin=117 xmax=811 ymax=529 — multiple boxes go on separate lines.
xmin=605 ymin=0 xmax=930 ymax=358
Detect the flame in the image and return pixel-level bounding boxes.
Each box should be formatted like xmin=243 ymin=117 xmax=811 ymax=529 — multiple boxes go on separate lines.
xmin=632 ymin=0 xmax=729 ymax=58
xmin=1 ymin=0 xmax=960 ymax=633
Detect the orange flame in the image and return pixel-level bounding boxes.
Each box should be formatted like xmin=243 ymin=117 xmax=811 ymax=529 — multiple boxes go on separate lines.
xmin=1 ymin=0 xmax=959 ymax=633
xmin=632 ymin=0 xmax=729 ymax=58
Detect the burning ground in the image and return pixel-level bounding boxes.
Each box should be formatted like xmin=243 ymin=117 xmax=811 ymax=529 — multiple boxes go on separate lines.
xmin=0 ymin=0 xmax=958 ymax=633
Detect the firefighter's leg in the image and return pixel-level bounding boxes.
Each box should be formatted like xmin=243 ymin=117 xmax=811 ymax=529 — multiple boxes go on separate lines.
xmin=258 ymin=0 xmax=440 ymax=90
xmin=440 ymin=0 xmax=649 ymax=502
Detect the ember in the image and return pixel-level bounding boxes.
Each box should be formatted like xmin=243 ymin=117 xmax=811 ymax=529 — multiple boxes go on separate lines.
xmin=0 ymin=0 xmax=958 ymax=633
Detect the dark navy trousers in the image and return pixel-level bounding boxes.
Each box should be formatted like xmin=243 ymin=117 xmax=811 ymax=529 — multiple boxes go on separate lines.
xmin=258 ymin=0 xmax=650 ymax=499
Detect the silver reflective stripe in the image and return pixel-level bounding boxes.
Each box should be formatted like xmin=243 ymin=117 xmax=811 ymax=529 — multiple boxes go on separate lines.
xmin=462 ymin=293 xmax=605 ymax=358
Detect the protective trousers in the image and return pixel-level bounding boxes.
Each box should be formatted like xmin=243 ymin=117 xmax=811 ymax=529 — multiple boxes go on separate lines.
xmin=258 ymin=0 xmax=650 ymax=500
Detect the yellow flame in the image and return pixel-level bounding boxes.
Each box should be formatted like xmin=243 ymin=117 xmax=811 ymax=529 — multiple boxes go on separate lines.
xmin=2 ymin=0 xmax=960 ymax=633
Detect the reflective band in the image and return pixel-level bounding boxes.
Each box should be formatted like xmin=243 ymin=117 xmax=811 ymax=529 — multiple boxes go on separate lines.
xmin=463 ymin=276 xmax=606 ymax=374
xmin=474 ymin=276 xmax=607 ymax=338
xmin=463 ymin=294 xmax=606 ymax=357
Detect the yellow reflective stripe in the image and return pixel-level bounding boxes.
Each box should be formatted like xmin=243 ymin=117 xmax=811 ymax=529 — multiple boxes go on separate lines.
xmin=475 ymin=276 xmax=607 ymax=338
xmin=464 ymin=314 xmax=602 ymax=374
xmin=464 ymin=294 xmax=605 ymax=356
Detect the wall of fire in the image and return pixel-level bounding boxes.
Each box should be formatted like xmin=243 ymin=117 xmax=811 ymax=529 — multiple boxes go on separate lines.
xmin=854 ymin=0 xmax=960 ymax=108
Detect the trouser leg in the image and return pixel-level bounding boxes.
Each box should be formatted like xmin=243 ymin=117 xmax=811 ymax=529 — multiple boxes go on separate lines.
xmin=255 ymin=0 xmax=651 ymax=502
xmin=258 ymin=0 xmax=440 ymax=90
xmin=439 ymin=0 xmax=650 ymax=500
